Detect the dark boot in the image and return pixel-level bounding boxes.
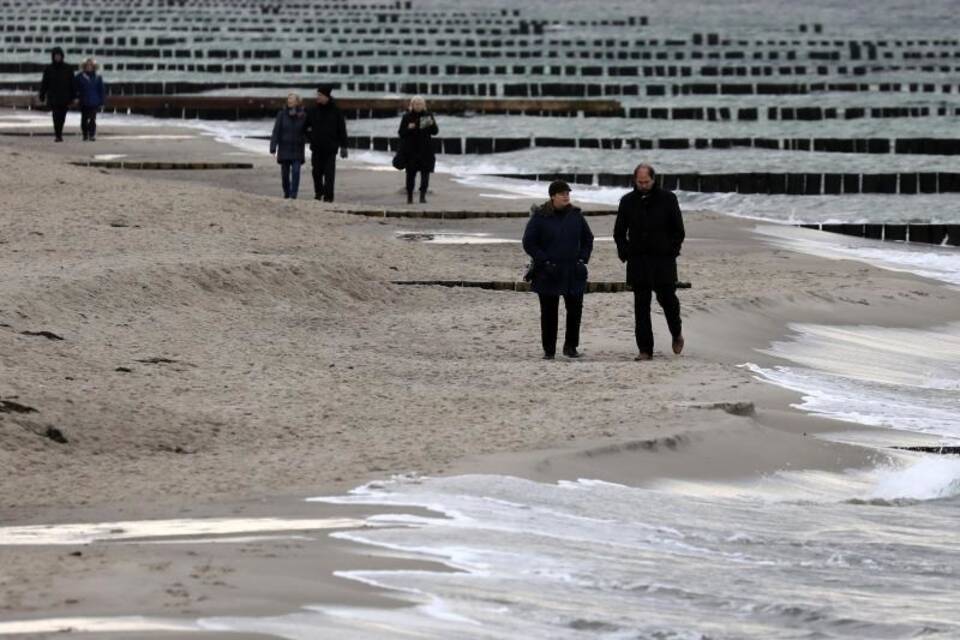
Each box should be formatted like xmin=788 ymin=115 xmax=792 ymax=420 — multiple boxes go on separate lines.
xmin=406 ymin=192 xmax=414 ymax=204
xmin=419 ymin=192 xmax=427 ymax=204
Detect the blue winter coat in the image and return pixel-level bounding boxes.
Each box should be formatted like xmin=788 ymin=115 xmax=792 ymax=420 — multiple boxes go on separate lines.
xmin=522 ymin=201 xmax=594 ymax=296
xmin=270 ymin=107 xmax=307 ymax=163
xmin=74 ymin=71 xmax=105 ymax=108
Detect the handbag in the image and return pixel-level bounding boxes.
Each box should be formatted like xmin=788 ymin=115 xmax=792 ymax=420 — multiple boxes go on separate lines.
xmin=392 ymin=138 xmax=408 ymax=170
xmin=392 ymin=148 xmax=406 ymax=170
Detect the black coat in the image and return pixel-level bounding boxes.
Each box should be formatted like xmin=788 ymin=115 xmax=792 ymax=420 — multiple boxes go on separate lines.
xmin=398 ymin=111 xmax=439 ymax=173
xmin=304 ymin=100 xmax=347 ymax=156
xmin=39 ymin=48 xmax=75 ymax=107
xmin=522 ymin=201 xmax=594 ymax=296
xmin=613 ymin=185 xmax=685 ymax=288
xmin=270 ymin=107 xmax=307 ymax=163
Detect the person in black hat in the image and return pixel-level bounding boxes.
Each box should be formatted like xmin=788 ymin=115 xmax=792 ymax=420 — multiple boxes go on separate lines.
xmin=38 ymin=47 xmax=76 ymax=142
xmin=613 ymin=163 xmax=685 ymax=361
xmin=303 ymin=84 xmax=348 ymax=202
xmin=522 ymin=180 xmax=594 ymax=360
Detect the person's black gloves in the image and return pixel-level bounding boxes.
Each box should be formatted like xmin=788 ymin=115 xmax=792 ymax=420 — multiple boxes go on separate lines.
xmin=544 ymin=260 xmax=557 ymax=274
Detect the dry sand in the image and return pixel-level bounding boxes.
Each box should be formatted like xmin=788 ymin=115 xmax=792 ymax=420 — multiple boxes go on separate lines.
xmin=1 ymin=117 xmax=958 ymax=631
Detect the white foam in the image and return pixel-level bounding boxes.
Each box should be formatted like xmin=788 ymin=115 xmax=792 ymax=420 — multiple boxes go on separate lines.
xmin=869 ymin=456 xmax=960 ymax=501
xmin=0 ymin=617 xmax=197 ymax=635
xmin=0 ymin=517 xmax=368 ymax=545
xmin=753 ymin=224 xmax=960 ymax=287
xmin=746 ymin=322 xmax=960 ymax=439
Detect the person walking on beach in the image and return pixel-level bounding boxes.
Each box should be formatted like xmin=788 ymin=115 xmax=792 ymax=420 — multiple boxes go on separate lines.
xmin=522 ymin=180 xmax=594 ymax=360
xmin=38 ymin=47 xmax=75 ymax=142
xmin=398 ymin=95 xmax=439 ymax=204
xmin=270 ymin=93 xmax=307 ymax=199
xmin=613 ymin=163 xmax=685 ymax=361
xmin=73 ymin=58 xmax=105 ymax=141
xmin=304 ymin=85 xmax=348 ymax=202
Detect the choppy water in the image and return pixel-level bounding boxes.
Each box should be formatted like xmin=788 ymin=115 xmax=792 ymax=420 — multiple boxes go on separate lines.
xmin=3 ymin=463 xmax=960 ymax=640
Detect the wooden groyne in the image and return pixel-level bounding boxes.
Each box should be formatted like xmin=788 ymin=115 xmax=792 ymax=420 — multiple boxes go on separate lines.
xmin=0 ymin=94 xmax=623 ymax=119
xmin=799 ymin=223 xmax=960 ymax=247
xmin=490 ymin=172 xmax=960 ymax=196
xmin=392 ymin=281 xmax=692 ymax=293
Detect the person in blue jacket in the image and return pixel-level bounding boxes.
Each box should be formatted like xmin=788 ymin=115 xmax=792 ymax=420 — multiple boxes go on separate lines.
xmin=522 ymin=180 xmax=594 ymax=360
xmin=74 ymin=58 xmax=105 ymax=141
xmin=270 ymin=93 xmax=307 ymax=199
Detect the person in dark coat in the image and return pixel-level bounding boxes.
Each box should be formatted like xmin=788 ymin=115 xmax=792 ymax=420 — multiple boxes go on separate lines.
xmin=270 ymin=93 xmax=307 ymax=199
xmin=38 ymin=47 xmax=75 ymax=142
xmin=303 ymin=84 xmax=348 ymax=202
xmin=613 ymin=163 xmax=686 ymax=361
xmin=522 ymin=180 xmax=594 ymax=360
xmin=74 ymin=58 xmax=106 ymax=141
xmin=398 ymin=95 xmax=439 ymax=204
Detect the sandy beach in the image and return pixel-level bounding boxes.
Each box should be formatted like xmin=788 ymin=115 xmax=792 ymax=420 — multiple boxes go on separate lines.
xmin=2 ymin=115 xmax=958 ymax=632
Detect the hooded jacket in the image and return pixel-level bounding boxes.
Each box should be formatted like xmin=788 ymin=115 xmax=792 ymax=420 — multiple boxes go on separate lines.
xmin=74 ymin=67 xmax=106 ymax=108
xmin=613 ymin=184 xmax=685 ymax=288
xmin=39 ymin=47 xmax=76 ymax=107
xmin=522 ymin=200 xmax=594 ymax=296
xmin=304 ymin=98 xmax=347 ymax=156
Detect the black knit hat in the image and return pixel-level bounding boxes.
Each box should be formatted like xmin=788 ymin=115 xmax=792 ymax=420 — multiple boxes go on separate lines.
xmin=548 ymin=180 xmax=571 ymax=197
xmin=316 ymin=84 xmax=333 ymax=97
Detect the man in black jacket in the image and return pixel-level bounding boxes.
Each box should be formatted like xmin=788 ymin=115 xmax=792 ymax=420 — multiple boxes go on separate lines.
xmin=303 ymin=85 xmax=348 ymax=202
xmin=38 ymin=47 xmax=75 ymax=142
xmin=613 ymin=163 xmax=685 ymax=361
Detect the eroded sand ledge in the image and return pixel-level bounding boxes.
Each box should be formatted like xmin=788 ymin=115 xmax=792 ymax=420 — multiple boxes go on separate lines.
xmin=1 ymin=123 xmax=957 ymax=623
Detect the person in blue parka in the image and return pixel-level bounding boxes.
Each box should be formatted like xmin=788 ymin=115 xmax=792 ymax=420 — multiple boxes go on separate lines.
xmin=522 ymin=180 xmax=594 ymax=360
xmin=270 ymin=93 xmax=307 ymax=199
xmin=74 ymin=58 xmax=106 ymax=141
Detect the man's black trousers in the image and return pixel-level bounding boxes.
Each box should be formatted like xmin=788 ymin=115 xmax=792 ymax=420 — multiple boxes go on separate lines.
xmin=633 ymin=285 xmax=681 ymax=355
xmin=51 ymin=107 xmax=68 ymax=139
xmin=311 ymin=152 xmax=337 ymax=201
xmin=538 ymin=294 xmax=583 ymax=356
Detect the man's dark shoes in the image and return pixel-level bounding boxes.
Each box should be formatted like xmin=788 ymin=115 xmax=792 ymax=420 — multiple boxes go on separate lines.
xmin=634 ymin=352 xmax=652 ymax=361
xmin=54 ymin=136 xmax=63 ymax=142
xmin=407 ymin=192 xmax=413 ymax=204
xmin=562 ymin=346 xmax=580 ymax=358
xmin=672 ymin=335 xmax=685 ymax=355
xmin=419 ymin=192 xmax=427 ymax=204
xmin=543 ymin=352 xmax=555 ymax=360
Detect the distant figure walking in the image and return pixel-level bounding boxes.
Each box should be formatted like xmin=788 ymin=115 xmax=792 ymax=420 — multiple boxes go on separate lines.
xmin=613 ymin=163 xmax=686 ymax=361
xmin=270 ymin=93 xmax=307 ymax=199
xmin=38 ymin=47 xmax=75 ymax=142
xmin=522 ymin=180 xmax=594 ymax=360
xmin=304 ymin=85 xmax=348 ymax=202
xmin=74 ymin=58 xmax=105 ymax=141
xmin=398 ymin=95 xmax=439 ymax=204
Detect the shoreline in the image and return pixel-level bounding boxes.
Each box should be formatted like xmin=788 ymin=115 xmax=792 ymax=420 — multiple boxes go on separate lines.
xmin=2 ymin=115 xmax=958 ymax=632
